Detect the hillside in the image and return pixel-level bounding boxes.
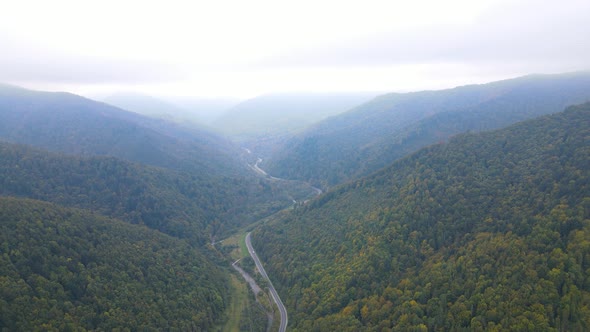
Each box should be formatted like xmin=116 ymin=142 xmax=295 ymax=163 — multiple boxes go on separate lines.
xmin=266 ymin=72 xmax=590 ymax=188
xmin=0 ymin=197 xmax=228 ymax=330
xmin=252 ymin=103 xmax=590 ymax=330
xmin=0 ymin=141 xmax=314 ymax=242
xmin=211 ymin=92 xmax=376 ymax=155
xmin=0 ymin=84 xmax=243 ymax=176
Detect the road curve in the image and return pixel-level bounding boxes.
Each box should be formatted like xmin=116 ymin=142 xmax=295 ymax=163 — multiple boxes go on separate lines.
xmin=246 ymin=232 xmax=288 ymax=332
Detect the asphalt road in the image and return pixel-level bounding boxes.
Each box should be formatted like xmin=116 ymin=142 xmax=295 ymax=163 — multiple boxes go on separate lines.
xmin=246 ymin=232 xmax=288 ymax=332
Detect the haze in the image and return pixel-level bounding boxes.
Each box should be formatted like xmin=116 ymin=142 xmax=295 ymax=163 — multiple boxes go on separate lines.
xmin=1 ymin=0 xmax=589 ymax=98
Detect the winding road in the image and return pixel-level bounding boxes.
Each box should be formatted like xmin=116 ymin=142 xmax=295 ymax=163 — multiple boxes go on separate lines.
xmin=250 ymin=158 xmax=323 ymax=197
xmin=251 ymin=158 xmax=282 ymax=180
xmin=246 ymin=232 xmax=288 ymax=332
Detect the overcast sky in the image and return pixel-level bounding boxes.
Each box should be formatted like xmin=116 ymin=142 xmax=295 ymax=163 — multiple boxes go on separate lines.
xmin=1 ymin=0 xmax=589 ymax=98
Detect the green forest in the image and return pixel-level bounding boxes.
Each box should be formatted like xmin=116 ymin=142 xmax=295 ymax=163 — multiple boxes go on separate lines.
xmin=0 ymin=197 xmax=228 ymax=330
xmin=253 ymin=103 xmax=590 ymax=330
xmin=0 ymin=141 xmax=314 ymax=243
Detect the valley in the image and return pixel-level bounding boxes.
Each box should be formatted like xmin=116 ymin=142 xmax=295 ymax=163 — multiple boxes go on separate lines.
xmin=3 ymin=1 xmax=590 ymax=330
xmin=1 ymin=73 xmax=589 ymax=331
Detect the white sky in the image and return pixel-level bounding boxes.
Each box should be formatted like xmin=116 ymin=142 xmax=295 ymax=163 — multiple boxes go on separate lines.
xmin=1 ymin=0 xmax=589 ymax=98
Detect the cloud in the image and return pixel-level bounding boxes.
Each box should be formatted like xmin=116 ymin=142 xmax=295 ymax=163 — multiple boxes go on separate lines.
xmin=0 ymin=0 xmax=588 ymax=97
xmin=0 ymin=36 xmax=184 ymax=84
xmin=249 ymin=0 xmax=590 ymax=73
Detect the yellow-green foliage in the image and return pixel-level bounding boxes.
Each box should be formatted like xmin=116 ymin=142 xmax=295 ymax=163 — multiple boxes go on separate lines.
xmin=0 ymin=197 xmax=229 ymax=330
xmin=254 ymin=103 xmax=590 ymax=331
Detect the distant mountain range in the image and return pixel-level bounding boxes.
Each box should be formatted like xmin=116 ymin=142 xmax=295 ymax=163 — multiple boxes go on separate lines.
xmin=0 ymin=84 xmax=243 ymax=176
xmin=211 ymin=92 xmax=377 ymax=154
xmin=101 ymin=92 xmax=240 ymax=126
xmin=167 ymin=95 xmax=241 ymax=124
xmin=265 ymin=72 xmax=590 ymax=188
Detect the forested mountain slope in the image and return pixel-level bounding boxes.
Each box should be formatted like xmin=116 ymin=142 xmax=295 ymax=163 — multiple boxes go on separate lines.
xmin=266 ymin=72 xmax=590 ymax=188
xmin=0 ymin=197 xmax=228 ymax=330
xmin=253 ymin=103 xmax=590 ymax=330
xmin=0 ymin=84 xmax=243 ymax=176
xmin=0 ymin=141 xmax=308 ymax=242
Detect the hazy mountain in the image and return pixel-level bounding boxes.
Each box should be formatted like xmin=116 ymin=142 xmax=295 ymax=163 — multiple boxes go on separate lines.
xmin=0 ymin=197 xmax=228 ymax=330
xmin=253 ymin=103 xmax=590 ymax=330
xmin=211 ymin=92 xmax=377 ymax=154
xmin=168 ymin=96 xmax=241 ymax=125
xmin=265 ymin=72 xmax=590 ymax=189
xmin=102 ymin=92 xmax=197 ymax=123
xmin=102 ymin=92 xmax=239 ymax=126
xmin=0 ymin=84 xmax=243 ymax=176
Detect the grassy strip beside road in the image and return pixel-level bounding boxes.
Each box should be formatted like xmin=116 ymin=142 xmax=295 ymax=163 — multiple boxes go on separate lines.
xmin=221 ymin=274 xmax=249 ymax=331
xmin=220 ymin=232 xmax=278 ymax=331
xmin=239 ymin=233 xmax=249 ymax=259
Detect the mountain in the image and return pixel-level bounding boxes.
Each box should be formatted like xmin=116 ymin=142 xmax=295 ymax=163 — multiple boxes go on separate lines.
xmin=0 ymin=84 xmax=243 ymax=176
xmin=101 ymin=92 xmax=239 ymax=127
xmin=211 ymin=92 xmax=377 ymax=155
xmin=167 ymin=96 xmax=241 ymax=125
xmin=252 ymin=103 xmax=590 ymax=330
xmin=102 ymin=92 xmax=199 ymax=123
xmin=0 ymin=86 xmax=319 ymax=331
xmin=0 ymin=140 xmax=315 ymax=242
xmin=266 ymin=72 xmax=590 ymax=189
xmin=0 ymin=197 xmax=228 ymax=330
